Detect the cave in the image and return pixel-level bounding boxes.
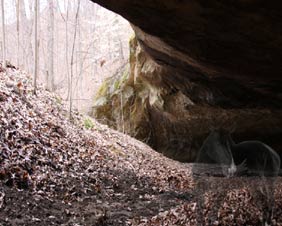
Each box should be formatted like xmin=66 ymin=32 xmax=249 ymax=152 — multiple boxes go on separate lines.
xmin=91 ymin=0 xmax=282 ymax=162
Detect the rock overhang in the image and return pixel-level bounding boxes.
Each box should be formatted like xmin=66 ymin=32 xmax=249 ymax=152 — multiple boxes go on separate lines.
xmin=91 ymin=0 xmax=282 ymax=84
xmin=91 ymin=0 xmax=282 ymax=162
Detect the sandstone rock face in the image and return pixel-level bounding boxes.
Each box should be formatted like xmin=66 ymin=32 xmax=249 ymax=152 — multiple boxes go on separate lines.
xmin=91 ymin=0 xmax=282 ymax=161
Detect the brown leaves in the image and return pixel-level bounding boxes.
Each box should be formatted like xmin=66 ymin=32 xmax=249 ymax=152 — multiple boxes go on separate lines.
xmin=1 ymin=68 xmax=282 ymax=225
xmin=0 ymin=92 xmax=7 ymax=102
xmin=0 ymin=191 xmax=4 ymax=209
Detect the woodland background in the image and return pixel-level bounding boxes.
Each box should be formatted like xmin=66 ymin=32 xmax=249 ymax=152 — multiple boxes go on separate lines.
xmin=1 ymin=0 xmax=133 ymax=113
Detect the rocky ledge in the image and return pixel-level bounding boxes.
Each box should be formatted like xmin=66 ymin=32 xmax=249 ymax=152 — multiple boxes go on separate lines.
xmin=91 ymin=0 xmax=282 ymax=162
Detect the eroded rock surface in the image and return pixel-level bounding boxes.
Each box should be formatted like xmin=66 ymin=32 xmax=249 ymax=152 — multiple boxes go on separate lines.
xmin=91 ymin=0 xmax=282 ymax=161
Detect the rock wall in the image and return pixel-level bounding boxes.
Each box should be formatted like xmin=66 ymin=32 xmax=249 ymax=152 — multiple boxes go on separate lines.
xmin=92 ymin=36 xmax=282 ymax=162
xmin=91 ymin=0 xmax=282 ymax=94
xmin=91 ymin=0 xmax=282 ymax=161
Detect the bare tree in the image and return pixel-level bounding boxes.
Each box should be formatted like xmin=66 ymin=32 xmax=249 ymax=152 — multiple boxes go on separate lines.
xmin=33 ymin=0 xmax=39 ymax=94
xmin=1 ymin=0 xmax=6 ymax=68
xmin=19 ymin=0 xmax=26 ymax=68
xmin=118 ymin=37 xmax=124 ymax=60
xmin=1 ymin=0 xmax=132 ymax=112
xmin=64 ymin=0 xmax=70 ymax=100
xmin=19 ymin=0 xmax=34 ymax=73
xmin=16 ymin=0 xmax=20 ymax=67
xmin=69 ymin=0 xmax=81 ymax=119
xmin=46 ymin=0 xmax=55 ymax=91
xmin=56 ymin=0 xmax=70 ymax=91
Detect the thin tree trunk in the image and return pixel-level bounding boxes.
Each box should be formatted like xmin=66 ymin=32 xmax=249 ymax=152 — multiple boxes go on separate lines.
xmin=65 ymin=0 xmax=70 ymax=100
xmin=119 ymin=37 xmax=124 ymax=61
xmin=77 ymin=10 xmax=82 ymax=106
xmin=55 ymin=1 xmax=59 ymax=84
xmin=1 ymin=0 xmax=6 ymax=68
xmin=16 ymin=0 xmax=20 ymax=67
xmin=120 ymin=93 xmax=125 ymax=133
xmin=27 ymin=0 xmax=35 ymax=74
xmin=69 ymin=0 xmax=81 ymax=119
xmin=19 ymin=0 xmax=27 ymax=70
xmin=91 ymin=4 xmax=98 ymax=80
xmin=56 ymin=0 xmax=68 ymax=91
xmin=33 ymin=0 xmax=39 ymax=95
xmin=47 ymin=0 xmax=55 ymax=91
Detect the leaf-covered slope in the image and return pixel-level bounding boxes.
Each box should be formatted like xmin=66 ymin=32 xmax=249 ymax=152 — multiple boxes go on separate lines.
xmin=1 ymin=66 xmax=282 ymax=225
xmin=0 ymin=67 xmax=192 ymax=225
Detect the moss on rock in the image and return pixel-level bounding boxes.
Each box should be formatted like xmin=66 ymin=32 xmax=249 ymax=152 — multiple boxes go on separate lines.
xmin=92 ymin=36 xmax=282 ymax=162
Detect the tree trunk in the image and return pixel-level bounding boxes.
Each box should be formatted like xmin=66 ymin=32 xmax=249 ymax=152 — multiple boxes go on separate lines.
xmin=69 ymin=0 xmax=81 ymax=120
xmin=118 ymin=37 xmax=124 ymax=60
xmin=16 ymin=0 xmax=20 ymax=67
xmin=47 ymin=0 xmax=55 ymax=91
xmin=1 ymin=0 xmax=6 ymax=68
xmin=19 ymin=0 xmax=34 ymax=74
xmin=33 ymin=0 xmax=39 ymax=94
xmin=19 ymin=0 xmax=26 ymax=69
xmin=65 ymin=0 xmax=70 ymax=100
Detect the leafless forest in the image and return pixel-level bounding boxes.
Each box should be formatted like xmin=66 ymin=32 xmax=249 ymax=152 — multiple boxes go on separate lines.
xmin=1 ymin=0 xmax=133 ymax=113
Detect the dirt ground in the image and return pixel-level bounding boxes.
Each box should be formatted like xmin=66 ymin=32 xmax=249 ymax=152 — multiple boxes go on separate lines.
xmin=1 ymin=67 xmax=282 ymax=226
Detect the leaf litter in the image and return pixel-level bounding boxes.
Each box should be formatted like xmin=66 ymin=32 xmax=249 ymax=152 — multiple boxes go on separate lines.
xmin=0 ymin=65 xmax=282 ymax=226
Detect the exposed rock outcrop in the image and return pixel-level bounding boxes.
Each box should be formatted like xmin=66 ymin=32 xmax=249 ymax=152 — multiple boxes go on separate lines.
xmin=91 ymin=0 xmax=282 ymax=161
